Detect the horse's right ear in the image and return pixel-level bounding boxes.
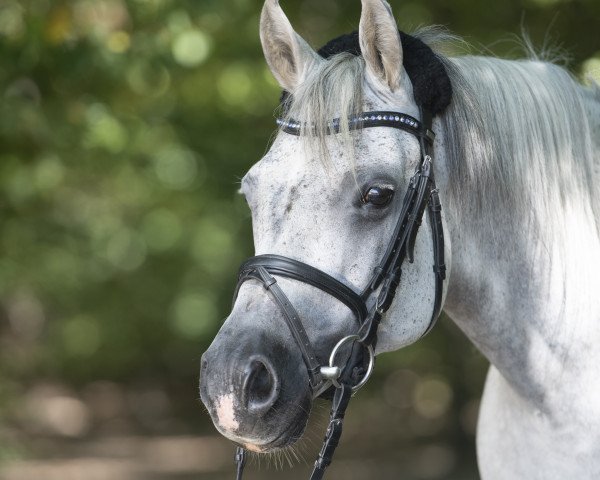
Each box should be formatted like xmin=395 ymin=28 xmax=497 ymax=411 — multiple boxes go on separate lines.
xmin=260 ymin=0 xmax=320 ymax=91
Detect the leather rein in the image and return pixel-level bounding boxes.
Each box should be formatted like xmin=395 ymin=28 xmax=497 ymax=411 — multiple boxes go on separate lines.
xmin=232 ymin=106 xmax=446 ymax=480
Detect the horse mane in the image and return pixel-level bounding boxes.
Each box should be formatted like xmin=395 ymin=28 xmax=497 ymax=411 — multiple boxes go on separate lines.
xmin=280 ymin=28 xmax=600 ymax=244
xmin=441 ymin=50 xmax=600 ymax=242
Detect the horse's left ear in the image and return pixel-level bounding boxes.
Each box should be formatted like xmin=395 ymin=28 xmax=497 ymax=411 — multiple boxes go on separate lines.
xmin=359 ymin=0 xmax=403 ymax=91
xmin=260 ymin=0 xmax=321 ymax=91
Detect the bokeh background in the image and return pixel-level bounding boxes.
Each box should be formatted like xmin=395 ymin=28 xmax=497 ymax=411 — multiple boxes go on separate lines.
xmin=0 ymin=0 xmax=598 ymax=479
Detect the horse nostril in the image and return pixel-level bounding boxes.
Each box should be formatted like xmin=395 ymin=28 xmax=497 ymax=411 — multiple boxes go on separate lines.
xmin=243 ymin=356 xmax=280 ymax=416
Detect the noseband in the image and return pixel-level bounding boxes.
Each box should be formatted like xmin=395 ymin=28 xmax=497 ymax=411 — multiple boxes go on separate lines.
xmin=232 ymin=106 xmax=446 ymax=480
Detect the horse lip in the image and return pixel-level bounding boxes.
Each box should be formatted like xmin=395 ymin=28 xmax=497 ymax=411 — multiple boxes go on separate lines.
xmin=229 ymin=409 xmax=309 ymax=453
xmin=242 ymin=420 xmax=306 ymax=452
xmin=264 ymin=423 xmax=305 ymax=450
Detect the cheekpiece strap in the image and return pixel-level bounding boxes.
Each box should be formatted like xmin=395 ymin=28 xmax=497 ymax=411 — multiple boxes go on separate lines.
xmin=276 ymin=110 xmax=435 ymax=144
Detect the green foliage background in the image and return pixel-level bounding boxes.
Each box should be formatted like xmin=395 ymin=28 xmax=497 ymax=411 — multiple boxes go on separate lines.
xmin=0 ymin=0 xmax=598 ymax=478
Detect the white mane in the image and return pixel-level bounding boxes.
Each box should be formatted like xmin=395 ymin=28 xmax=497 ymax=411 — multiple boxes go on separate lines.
xmin=441 ymin=52 xmax=600 ymax=244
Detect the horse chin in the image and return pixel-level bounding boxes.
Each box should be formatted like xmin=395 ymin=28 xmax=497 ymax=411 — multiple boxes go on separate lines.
xmin=217 ymin=396 xmax=312 ymax=454
xmin=242 ymin=415 xmax=309 ymax=453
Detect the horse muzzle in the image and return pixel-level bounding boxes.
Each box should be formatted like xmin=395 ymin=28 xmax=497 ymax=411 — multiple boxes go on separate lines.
xmin=199 ymin=317 xmax=312 ymax=451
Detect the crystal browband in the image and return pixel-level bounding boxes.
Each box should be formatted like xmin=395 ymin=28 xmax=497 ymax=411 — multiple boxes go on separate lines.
xmin=276 ymin=110 xmax=435 ymax=144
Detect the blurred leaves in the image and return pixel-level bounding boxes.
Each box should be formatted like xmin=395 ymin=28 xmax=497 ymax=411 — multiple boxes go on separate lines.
xmin=0 ymin=0 xmax=265 ymax=389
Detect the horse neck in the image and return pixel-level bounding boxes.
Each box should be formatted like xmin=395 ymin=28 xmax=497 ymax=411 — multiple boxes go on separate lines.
xmin=433 ymin=58 xmax=600 ymax=417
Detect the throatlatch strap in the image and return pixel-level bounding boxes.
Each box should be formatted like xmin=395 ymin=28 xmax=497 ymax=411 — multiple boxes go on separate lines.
xmin=424 ymin=189 xmax=446 ymax=335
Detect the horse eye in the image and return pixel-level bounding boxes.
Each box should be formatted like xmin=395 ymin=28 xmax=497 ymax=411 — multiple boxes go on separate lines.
xmin=362 ymin=186 xmax=394 ymax=207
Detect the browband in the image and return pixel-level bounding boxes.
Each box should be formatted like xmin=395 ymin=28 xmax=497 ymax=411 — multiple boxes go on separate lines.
xmin=276 ymin=110 xmax=435 ymax=144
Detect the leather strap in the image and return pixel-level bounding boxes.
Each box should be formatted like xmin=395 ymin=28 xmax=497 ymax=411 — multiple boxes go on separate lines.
xmin=359 ymin=109 xmax=441 ymax=330
xmin=309 ymin=384 xmax=352 ymax=480
xmin=235 ymin=265 xmax=324 ymax=388
xmin=235 ymin=447 xmax=246 ymax=480
xmin=423 ymin=188 xmax=446 ymax=335
xmin=361 ymin=173 xmax=418 ymax=298
xmin=239 ymin=255 xmax=369 ymax=324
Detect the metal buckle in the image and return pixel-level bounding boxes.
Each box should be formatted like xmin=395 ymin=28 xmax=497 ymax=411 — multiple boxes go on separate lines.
xmin=320 ymin=335 xmax=375 ymax=392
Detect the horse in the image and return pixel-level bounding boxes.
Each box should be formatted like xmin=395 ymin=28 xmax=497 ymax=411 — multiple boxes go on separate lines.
xmin=200 ymin=0 xmax=600 ymax=478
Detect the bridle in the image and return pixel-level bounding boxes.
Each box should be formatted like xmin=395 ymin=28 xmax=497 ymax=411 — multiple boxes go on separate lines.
xmin=231 ymin=105 xmax=446 ymax=480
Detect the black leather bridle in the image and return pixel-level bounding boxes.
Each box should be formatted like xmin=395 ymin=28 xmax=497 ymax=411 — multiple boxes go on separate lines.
xmin=232 ymin=106 xmax=446 ymax=480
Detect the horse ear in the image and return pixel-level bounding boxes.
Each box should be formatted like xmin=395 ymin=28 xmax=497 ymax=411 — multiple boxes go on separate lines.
xmin=359 ymin=0 xmax=403 ymax=91
xmin=260 ymin=0 xmax=320 ymax=91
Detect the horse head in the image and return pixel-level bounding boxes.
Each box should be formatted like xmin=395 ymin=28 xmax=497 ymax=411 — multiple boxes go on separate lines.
xmin=200 ymin=0 xmax=449 ymax=453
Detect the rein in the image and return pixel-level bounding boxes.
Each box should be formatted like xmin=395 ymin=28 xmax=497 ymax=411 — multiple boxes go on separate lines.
xmin=232 ymin=106 xmax=446 ymax=480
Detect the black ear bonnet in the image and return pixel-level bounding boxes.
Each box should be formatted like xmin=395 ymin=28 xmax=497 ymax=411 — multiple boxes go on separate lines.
xmin=280 ymin=30 xmax=452 ymax=115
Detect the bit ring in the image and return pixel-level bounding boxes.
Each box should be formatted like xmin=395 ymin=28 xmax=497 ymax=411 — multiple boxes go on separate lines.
xmin=327 ymin=335 xmax=375 ymax=392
